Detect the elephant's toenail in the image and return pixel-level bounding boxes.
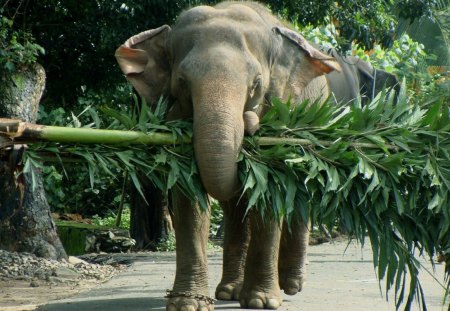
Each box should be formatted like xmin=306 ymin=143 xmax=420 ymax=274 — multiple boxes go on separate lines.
xmin=266 ymin=298 xmax=281 ymax=309
xmin=248 ymin=298 xmax=264 ymax=309
xmin=167 ymin=304 xmax=177 ymax=311
xmin=180 ymin=305 xmax=196 ymax=311
xmin=216 ymin=291 xmax=232 ymax=300
xmin=284 ymin=287 xmax=298 ymax=295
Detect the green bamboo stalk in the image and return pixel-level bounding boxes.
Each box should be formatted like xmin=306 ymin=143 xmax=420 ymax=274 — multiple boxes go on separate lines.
xmin=0 ymin=119 xmax=395 ymax=151
xmin=0 ymin=119 xmax=191 ymax=145
xmin=39 ymin=125 xmax=188 ymax=145
xmin=256 ymin=137 xmax=398 ymax=150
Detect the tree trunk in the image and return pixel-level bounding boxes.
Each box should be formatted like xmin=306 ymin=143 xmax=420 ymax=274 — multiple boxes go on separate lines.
xmin=130 ymin=173 xmax=173 ymax=250
xmin=0 ymin=64 xmax=67 ymax=260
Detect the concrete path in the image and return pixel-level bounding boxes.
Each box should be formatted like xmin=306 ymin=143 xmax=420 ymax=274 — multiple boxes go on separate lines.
xmin=37 ymin=240 xmax=448 ymax=311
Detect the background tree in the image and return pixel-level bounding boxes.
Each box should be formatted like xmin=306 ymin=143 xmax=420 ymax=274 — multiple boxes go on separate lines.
xmin=0 ymin=16 xmax=66 ymax=259
xmin=3 ymin=0 xmax=440 ymax=109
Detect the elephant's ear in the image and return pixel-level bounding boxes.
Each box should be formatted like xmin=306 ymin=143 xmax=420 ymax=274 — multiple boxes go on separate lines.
xmin=271 ymin=26 xmax=341 ymax=99
xmin=273 ymin=26 xmax=341 ymax=75
xmin=115 ymin=25 xmax=171 ymax=105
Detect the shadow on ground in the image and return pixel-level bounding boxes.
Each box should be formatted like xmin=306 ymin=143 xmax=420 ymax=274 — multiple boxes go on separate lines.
xmin=37 ymin=297 xmax=165 ymax=311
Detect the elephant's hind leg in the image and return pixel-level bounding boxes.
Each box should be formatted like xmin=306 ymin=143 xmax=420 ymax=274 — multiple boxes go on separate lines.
xmin=278 ymin=218 xmax=309 ymax=295
xmin=215 ymin=198 xmax=250 ymax=301
xmin=239 ymin=213 xmax=282 ymax=309
xmin=166 ymin=190 xmax=214 ymax=311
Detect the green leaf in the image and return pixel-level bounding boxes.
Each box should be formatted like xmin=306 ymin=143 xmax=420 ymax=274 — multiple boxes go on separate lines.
xmin=167 ymin=158 xmax=180 ymax=190
xmin=100 ymin=106 xmax=135 ymax=129
xmin=325 ymin=166 xmax=340 ymax=192
xmin=358 ymin=157 xmax=374 ymax=179
xmin=421 ymin=101 xmax=442 ymax=128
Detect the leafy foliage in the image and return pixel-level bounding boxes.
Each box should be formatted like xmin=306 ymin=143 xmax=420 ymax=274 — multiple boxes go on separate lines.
xmin=304 ymin=24 xmax=449 ymax=101
xmin=2 ymin=0 xmax=437 ymax=108
xmin=240 ymin=87 xmax=450 ymax=309
xmin=92 ymin=207 xmax=131 ymax=229
xmin=0 ymin=11 xmax=44 ymax=98
xmin=36 ymin=85 xmax=136 ymax=215
xmin=354 ymin=35 xmax=448 ymax=99
xmin=25 ymin=96 xmax=208 ymax=212
xmin=0 ymin=13 xmax=44 ymax=74
xmin=1 ymin=0 xmax=218 ymax=108
xmin=266 ymin=0 xmax=437 ymax=51
xmin=156 ymin=232 xmax=177 ymax=252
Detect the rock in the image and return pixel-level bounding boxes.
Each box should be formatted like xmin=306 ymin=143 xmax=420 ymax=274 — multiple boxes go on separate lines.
xmin=47 ymin=276 xmax=67 ymax=284
xmin=30 ymin=280 xmax=39 ymax=287
xmin=68 ymin=256 xmax=88 ymax=265
xmin=53 ymin=266 xmax=79 ymax=279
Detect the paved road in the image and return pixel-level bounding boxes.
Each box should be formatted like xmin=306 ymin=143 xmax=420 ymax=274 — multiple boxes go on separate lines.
xmin=38 ymin=240 xmax=448 ymax=311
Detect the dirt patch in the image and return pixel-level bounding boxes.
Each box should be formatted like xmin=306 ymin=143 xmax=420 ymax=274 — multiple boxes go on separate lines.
xmin=0 ymin=278 xmax=107 ymax=310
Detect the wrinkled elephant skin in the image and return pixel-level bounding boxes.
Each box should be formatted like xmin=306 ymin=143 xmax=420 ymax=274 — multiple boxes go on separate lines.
xmin=115 ymin=1 xmax=398 ymax=310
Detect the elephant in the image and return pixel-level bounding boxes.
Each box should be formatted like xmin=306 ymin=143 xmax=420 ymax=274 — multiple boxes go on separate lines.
xmin=115 ymin=2 xmax=398 ymax=310
xmin=325 ymin=50 xmax=399 ymax=106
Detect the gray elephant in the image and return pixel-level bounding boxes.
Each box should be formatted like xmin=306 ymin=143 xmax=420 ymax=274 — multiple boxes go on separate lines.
xmin=325 ymin=50 xmax=399 ymax=105
xmin=115 ymin=2 xmax=398 ymax=310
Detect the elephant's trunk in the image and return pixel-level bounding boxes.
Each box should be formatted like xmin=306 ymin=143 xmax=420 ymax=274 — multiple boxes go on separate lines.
xmin=193 ymin=83 xmax=246 ymax=202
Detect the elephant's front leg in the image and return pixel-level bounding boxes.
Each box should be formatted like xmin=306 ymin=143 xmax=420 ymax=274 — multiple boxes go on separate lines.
xmin=215 ymin=198 xmax=250 ymax=301
xmin=240 ymin=213 xmax=282 ymax=309
xmin=278 ymin=218 xmax=309 ymax=295
xmin=167 ymin=190 xmax=213 ymax=311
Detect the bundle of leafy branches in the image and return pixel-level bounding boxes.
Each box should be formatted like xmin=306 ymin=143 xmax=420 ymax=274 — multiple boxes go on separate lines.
xmin=21 ymin=84 xmax=449 ymax=309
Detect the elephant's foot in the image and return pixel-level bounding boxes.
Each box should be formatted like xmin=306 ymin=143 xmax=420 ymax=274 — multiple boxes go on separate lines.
xmin=166 ymin=291 xmax=215 ymax=311
xmin=215 ymin=281 xmax=242 ymax=300
xmin=279 ymin=267 xmax=306 ymax=295
xmin=239 ymin=288 xmax=282 ymax=310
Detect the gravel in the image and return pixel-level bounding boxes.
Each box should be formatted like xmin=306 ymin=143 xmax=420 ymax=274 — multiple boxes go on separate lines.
xmin=0 ymin=249 xmax=124 ymax=287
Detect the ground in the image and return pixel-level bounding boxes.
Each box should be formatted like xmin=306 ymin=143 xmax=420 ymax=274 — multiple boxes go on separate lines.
xmin=0 ymin=240 xmax=448 ymax=311
xmin=0 ymin=279 xmax=106 ymax=311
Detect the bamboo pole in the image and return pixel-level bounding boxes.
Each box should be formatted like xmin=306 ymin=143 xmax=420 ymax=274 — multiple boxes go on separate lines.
xmin=0 ymin=118 xmax=396 ymax=150
xmin=0 ymin=118 xmax=190 ymax=145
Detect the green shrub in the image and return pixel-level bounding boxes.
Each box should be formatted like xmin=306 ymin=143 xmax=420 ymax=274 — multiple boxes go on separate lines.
xmin=156 ymin=233 xmax=176 ymax=252
xmin=303 ymin=24 xmax=448 ymax=100
xmin=37 ymin=85 xmax=135 ymax=216
xmin=91 ymin=207 xmax=131 ymax=229
xmin=210 ymin=200 xmax=224 ymax=237
xmin=0 ymin=14 xmax=44 ymax=73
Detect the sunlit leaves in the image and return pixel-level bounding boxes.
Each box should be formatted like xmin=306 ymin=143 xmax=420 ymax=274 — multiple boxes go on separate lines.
xmin=240 ymin=86 xmax=450 ymax=310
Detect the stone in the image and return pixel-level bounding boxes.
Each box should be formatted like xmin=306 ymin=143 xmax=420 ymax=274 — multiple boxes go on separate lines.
xmin=30 ymin=280 xmax=39 ymax=287
xmin=53 ymin=266 xmax=80 ymax=279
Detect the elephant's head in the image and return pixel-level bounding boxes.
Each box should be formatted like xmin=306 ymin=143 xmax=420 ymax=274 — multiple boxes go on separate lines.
xmin=115 ymin=4 xmax=340 ymax=201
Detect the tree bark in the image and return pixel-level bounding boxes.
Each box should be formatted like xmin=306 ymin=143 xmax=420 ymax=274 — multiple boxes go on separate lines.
xmin=0 ymin=64 xmax=67 ymax=260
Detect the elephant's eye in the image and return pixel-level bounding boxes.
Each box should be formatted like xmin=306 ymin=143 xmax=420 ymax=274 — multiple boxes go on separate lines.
xmin=249 ymin=75 xmax=262 ymax=98
xmin=178 ymin=76 xmax=188 ymax=89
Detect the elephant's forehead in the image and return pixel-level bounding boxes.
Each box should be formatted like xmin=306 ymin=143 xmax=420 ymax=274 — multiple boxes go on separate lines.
xmin=171 ymin=5 xmax=270 ymax=55
xmin=176 ymin=4 xmax=265 ymax=26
